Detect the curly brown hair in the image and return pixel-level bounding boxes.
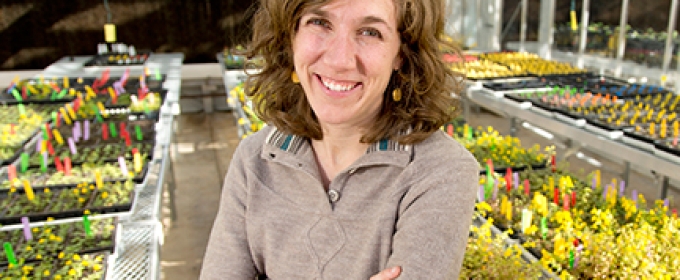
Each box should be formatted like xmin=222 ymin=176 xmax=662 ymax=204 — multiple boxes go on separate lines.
xmin=243 ymin=0 xmax=463 ymax=145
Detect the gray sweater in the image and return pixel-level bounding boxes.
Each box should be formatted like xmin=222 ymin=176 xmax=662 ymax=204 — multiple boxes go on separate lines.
xmin=200 ymin=126 xmax=479 ymax=279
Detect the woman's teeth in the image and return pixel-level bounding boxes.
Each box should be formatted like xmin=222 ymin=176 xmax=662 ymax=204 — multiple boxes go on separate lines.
xmin=321 ymin=78 xmax=357 ymax=91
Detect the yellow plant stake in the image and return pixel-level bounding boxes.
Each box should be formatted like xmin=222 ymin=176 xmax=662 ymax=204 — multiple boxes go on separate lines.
xmin=65 ymin=104 xmax=77 ymax=120
xmin=52 ymin=129 xmax=64 ymax=145
xmin=97 ymin=102 xmax=108 ymax=117
xmin=133 ymin=150 xmax=142 ymax=173
xmin=23 ymin=180 xmax=35 ymax=201
xmin=673 ymin=120 xmax=679 ymax=137
xmin=660 ymin=119 xmax=668 ymax=138
xmin=595 ymin=170 xmax=601 ymax=189
xmin=649 ymin=123 xmax=656 ymax=137
xmin=63 ymin=76 xmax=69 ymax=89
xmin=95 ymin=171 xmax=103 ymax=189
xmin=60 ymin=108 xmax=72 ymax=125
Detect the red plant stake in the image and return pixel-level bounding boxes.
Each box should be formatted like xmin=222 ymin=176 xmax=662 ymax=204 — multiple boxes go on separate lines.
xmin=47 ymin=141 xmax=54 ymax=156
xmin=64 ymin=157 xmax=72 ymax=176
xmin=505 ymin=168 xmax=512 ymax=192
xmin=523 ymin=179 xmax=530 ymax=196
xmin=571 ymin=191 xmax=576 ymax=207
xmin=54 ymin=156 xmax=63 ymax=172
xmin=551 ymin=154 xmax=556 ymax=173
xmin=102 ymin=123 xmax=109 ymax=140
xmin=554 ymin=187 xmax=560 ymax=204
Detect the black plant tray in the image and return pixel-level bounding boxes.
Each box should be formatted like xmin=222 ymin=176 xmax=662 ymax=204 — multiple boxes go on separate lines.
xmin=105 ymin=89 xmax=167 ymax=109
xmin=0 ymin=161 xmax=149 ymax=193
xmin=478 ymin=163 xmax=548 ymax=175
xmin=584 ymin=117 xmax=633 ymax=131
xmin=0 ymin=217 xmax=118 ymax=266
xmin=622 ymin=128 xmax=664 ymax=146
xmin=483 ymin=80 xmax=553 ymax=91
xmin=654 ymin=139 xmax=680 ymax=157
xmin=84 ymin=52 xmax=151 ymax=67
xmin=0 ymin=188 xmax=134 ymax=225
xmin=0 ymin=251 xmax=109 ymax=279
xmin=28 ymin=141 xmax=156 ymax=169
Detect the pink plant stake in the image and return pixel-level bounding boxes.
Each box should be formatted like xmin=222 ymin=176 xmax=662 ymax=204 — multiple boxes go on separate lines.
xmin=479 ymin=185 xmax=485 ymax=202
xmin=118 ymin=156 xmax=129 ymax=177
xmin=84 ymin=120 xmax=90 ymax=141
xmin=619 ymin=181 xmax=626 ymax=197
xmin=21 ymin=217 xmax=32 ymax=241
xmin=67 ymin=137 xmax=77 ymax=155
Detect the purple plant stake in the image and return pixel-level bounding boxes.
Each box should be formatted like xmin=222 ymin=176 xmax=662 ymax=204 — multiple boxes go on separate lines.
xmin=84 ymin=120 xmax=90 ymax=141
xmin=21 ymin=217 xmax=32 ymax=240
xmin=513 ymin=172 xmax=519 ymax=190
xmin=479 ymin=185 xmax=485 ymax=202
xmin=602 ymin=184 xmax=610 ymax=200
xmin=113 ymin=81 xmax=126 ymax=94
xmin=67 ymin=137 xmax=77 ymax=155
xmin=619 ymin=181 xmax=626 ymax=197
xmin=664 ymin=198 xmax=669 ymax=208
xmin=591 ymin=177 xmax=597 ymax=190
xmin=632 ymin=190 xmax=638 ymax=204
xmin=35 ymin=139 xmax=41 ymax=152
xmin=72 ymin=125 xmax=79 ymax=143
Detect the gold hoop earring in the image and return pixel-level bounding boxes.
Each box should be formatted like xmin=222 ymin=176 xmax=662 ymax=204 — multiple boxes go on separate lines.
xmin=392 ymin=88 xmax=402 ymax=102
xmin=291 ymin=72 xmax=300 ymax=84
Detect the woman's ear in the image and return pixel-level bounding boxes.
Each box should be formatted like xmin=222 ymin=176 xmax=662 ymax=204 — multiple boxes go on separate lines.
xmin=392 ymin=54 xmax=403 ymax=70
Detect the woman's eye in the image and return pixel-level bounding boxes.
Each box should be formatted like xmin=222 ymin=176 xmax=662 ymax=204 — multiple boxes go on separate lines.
xmin=360 ymin=28 xmax=382 ymax=38
xmin=307 ymin=18 xmax=329 ymax=28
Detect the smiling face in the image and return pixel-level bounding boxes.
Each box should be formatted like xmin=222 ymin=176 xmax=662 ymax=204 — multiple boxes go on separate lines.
xmin=292 ymin=0 xmax=402 ymax=131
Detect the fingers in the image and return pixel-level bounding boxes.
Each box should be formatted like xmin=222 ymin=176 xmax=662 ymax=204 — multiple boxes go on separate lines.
xmin=369 ymin=266 xmax=402 ymax=280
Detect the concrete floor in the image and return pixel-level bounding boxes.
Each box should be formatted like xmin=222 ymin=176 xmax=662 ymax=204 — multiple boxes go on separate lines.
xmin=157 ymin=108 xmax=680 ymax=280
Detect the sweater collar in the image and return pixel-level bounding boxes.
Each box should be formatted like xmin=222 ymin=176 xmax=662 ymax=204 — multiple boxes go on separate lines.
xmin=262 ymin=127 xmax=413 ymax=168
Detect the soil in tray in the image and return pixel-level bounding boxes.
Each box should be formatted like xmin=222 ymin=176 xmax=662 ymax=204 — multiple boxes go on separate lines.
xmin=0 ymin=251 xmax=108 ymax=279
xmin=0 ymin=159 xmax=149 ymax=191
xmin=623 ymin=123 xmax=676 ymax=145
xmin=0 ymin=181 xmax=135 ymax=224
xmin=483 ymin=79 xmax=553 ymax=91
xmin=0 ymin=217 xmax=117 ymax=265
xmin=28 ymin=141 xmax=155 ymax=167
xmin=84 ymin=52 xmax=150 ymax=67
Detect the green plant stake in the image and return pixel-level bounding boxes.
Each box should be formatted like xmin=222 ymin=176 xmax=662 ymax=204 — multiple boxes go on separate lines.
xmin=57 ymin=89 xmax=68 ymax=99
xmin=17 ymin=104 xmax=26 ymax=117
xmin=144 ymin=103 xmax=151 ymax=115
xmin=569 ymin=248 xmax=575 ymax=268
xmin=135 ymin=125 xmax=143 ymax=141
xmin=11 ymin=88 xmax=22 ymax=102
xmin=155 ymin=68 xmax=162 ymax=81
xmin=20 ymin=152 xmax=29 ymax=173
xmin=83 ymin=214 xmax=92 ymax=237
xmin=541 ymin=217 xmax=548 ymax=240
xmin=110 ymin=122 xmax=117 ymax=138
xmin=52 ymin=111 xmax=57 ymax=124
xmin=3 ymin=242 xmax=17 ymax=265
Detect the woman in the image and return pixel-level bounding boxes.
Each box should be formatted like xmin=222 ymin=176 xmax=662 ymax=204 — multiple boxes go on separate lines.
xmin=201 ymin=0 xmax=479 ymax=279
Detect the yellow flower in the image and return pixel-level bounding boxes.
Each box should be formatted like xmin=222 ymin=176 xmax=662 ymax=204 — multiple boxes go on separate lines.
xmin=36 ymin=254 xmax=42 ymax=260
xmin=84 ymin=210 xmax=91 ymax=215
xmin=93 ymin=264 xmax=102 ymax=271
xmin=25 ymin=245 xmax=32 ymax=251
xmin=46 ymin=217 xmax=54 ymax=221
xmin=32 ymin=228 xmax=39 ymax=233
xmin=43 ymin=270 xmax=50 ymax=276
xmin=58 ymin=252 xmax=65 ymax=259
xmin=55 ymin=275 xmax=62 ymax=280
xmin=68 ymin=268 xmax=76 ymax=276
xmin=65 ymin=260 xmax=72 ymax=265
xmin=82 ymin=260 xmax=89 ymax=266
xmin=73 ymin=254 xmax=81 ymax=261
xmin=44 ymin=188 xmax=50 ymax=193
xmin=9 ymin=187 xmax=16 ymax=193
xmin=102 ymin=192 xmax=109 ymax=199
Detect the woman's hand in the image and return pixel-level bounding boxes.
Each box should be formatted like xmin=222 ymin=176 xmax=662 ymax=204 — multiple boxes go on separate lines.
xmin=369 ymin=266 xmax=401 ymax=280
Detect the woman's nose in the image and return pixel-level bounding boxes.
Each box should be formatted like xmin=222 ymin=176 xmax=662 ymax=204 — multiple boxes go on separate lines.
xmin=322 ymin=32 xmax=357 ymax=71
